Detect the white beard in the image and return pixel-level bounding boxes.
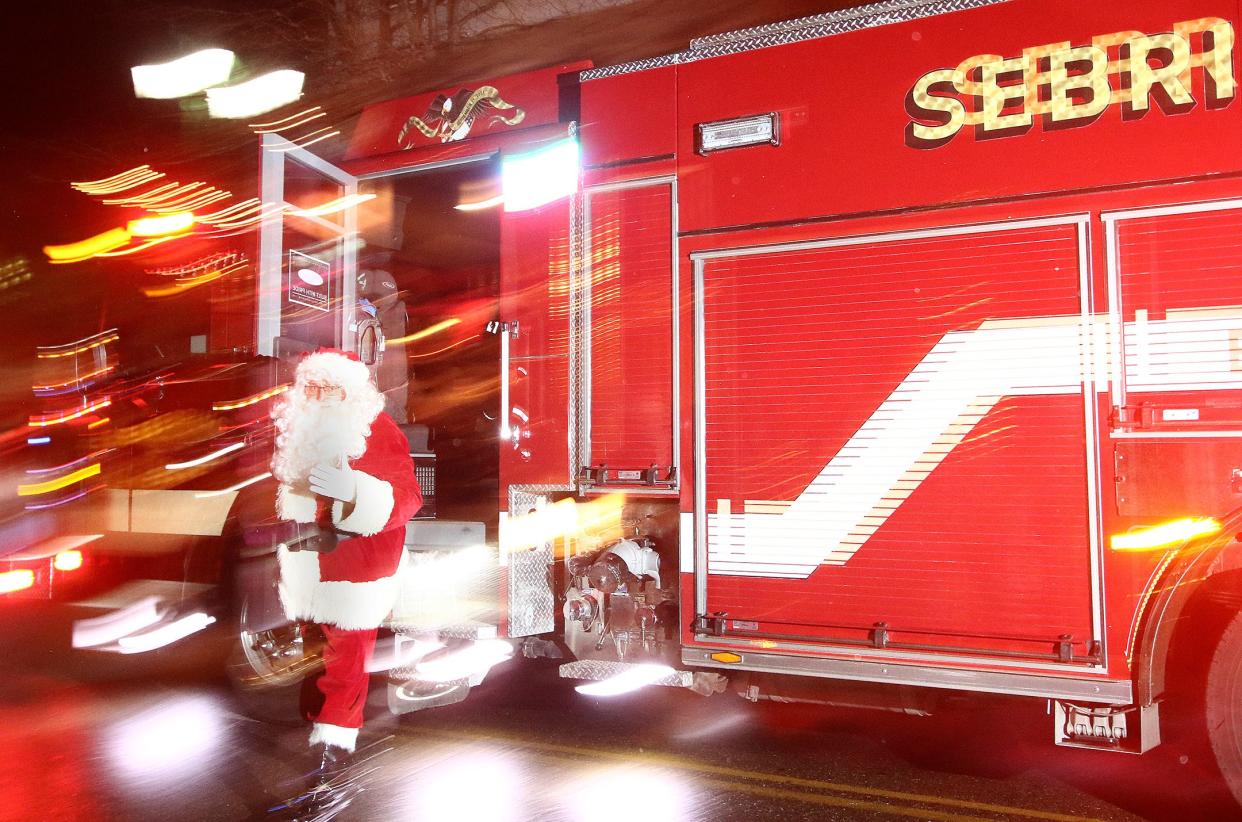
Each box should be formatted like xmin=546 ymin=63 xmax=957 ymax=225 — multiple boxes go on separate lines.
xmin=272 ymin=397 xmax=373 ymax=490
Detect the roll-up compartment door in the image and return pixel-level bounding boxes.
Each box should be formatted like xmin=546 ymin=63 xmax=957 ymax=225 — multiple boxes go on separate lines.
xmin=584 ymin=180 xmax=676 ymax=488
xmin=1107 ymin=203 xmax=1242 ymax=517
xmin=696 ymin=220 xmax=1101 ymax=664
xmin=1110 ymin=204 xmax=1242 ymax=432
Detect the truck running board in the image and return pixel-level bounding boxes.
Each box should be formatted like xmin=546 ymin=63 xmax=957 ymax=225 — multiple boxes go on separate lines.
xmin=560 ymin=659 xmax=727 ymax=696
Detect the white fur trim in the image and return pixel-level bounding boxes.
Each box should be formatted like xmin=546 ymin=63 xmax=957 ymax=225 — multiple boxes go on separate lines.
xmin=332 ymin=470 xmax=393 ymax=536
xmin=277 ymin=484 xmax=317 ymax=523
xmin=277 ymin=546 xmax=321 ymax=621
xmin=309 ymin=722 xmax=358 ymax=752
xmin=277 ymin=545 xmax=406 ymax=629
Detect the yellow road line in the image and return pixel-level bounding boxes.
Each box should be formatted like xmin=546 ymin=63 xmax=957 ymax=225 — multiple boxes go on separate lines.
xmin=401 ymin=725 xmax=1104 ymax=822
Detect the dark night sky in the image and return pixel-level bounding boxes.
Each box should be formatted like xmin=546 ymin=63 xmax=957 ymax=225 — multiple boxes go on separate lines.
xmin=0 ymin=0 xmax=857 ymax=382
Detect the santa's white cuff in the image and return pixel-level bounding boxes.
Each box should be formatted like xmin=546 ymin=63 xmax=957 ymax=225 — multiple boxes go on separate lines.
xmin=277 ymin=484 xmax=317 ymax=523
xmin=309 ymin=722 xmax=358 ymax=752
xmin=332 ymin=470 xmax=394 ymax=536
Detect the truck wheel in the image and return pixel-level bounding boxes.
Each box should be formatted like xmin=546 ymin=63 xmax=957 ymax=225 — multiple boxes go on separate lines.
xmin=1205 ymin=608 xmax=1242 ymax=807
xmin=227 ymin=598 xmax=322 ymax=691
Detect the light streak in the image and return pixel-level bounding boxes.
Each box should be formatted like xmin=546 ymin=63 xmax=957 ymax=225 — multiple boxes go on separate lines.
xmin=73 ymin=166 xmax=165 ymax=195
xmin=387 ymin=318 xmax=462 ymax=345
xmin=501 ymin=493 xmax=625 ymax=558
xmin=165 ymin=441 xmax=244 ymax=470
xmin=134 ymin=181 xmax=206 ymax=207
xmin=0 ymin=570 xmax=35 ymax=594
xmin=118 ymin=613 xmax=217 ymax=653
xmin=204 ymin=202 xmax=285 ymax=231
xmin=37 ymin=330 xmax=118 ymax=358
xmin=195 ymin=471 xmax=270 ymax=498
xmin=26 ymin=437 xmax=50 ymax=445
xmin=96 ymin=237 xmax=181 ymax=258
xmin=576 ymin=664 xmax=676 ymax=696
xmin=455 ymin=194 xmax=505 ymax=211
xmin=288 ymin=192 xmax=375 ymax=217
xmin=26 ymin=449 xmax=110 ymax=475
xmin=198 ymin=199 xmax=261 ymax=223
xmin=288 ymin=126 xmax=335 ymax=145
xmin=87 ymin=417 xmax=111 ymax=430
xmin=17 ymin=463 xmax=101 ymax=496
xmin=151 ymin=191 xmax=231 ymax=213
xmin=211 ymin=383 xmax=287 ymax=411
xmin=131 ymin=48 xmax=235 ymax=99
xmin=272 ymin=130 xmax=340 ymax=151
xmin=75 ymin=165 xmax=154 ymax=189
xmin=250 ymin=106 xmax=326 ymax=133
xmin=1111 ymin=517 xmax=1223 ymax=552
xmin=73 ymin=596 xmax=161 ymax=648
xmin=207 ymin=70 xmax=304 ymax=119
xmin=415 ymin=639 xmax=513 ymax=682
xmin=408 ymin=335 xmax=479 ymax=360
xmin=144 ymin=264 xmax=238 ymax=297
xmin=28 ymin=399 xmax=112 ymax=426
xmin=32 ymin=364 xmax=115 ymax=390
xmin=25 ymin=489 xmax=90 ymax=510
xmin=102 ymin=181 xmax=180 ymax=206
xmin=128 ymin=212 xmax=194 ymax=237
xmin=54 ymin=551 xmax=84 ymax=571
xmin=149 ymin=251 xmax=243 ymax=277
xmin=43 ymin=229 xmax=131 ymax=262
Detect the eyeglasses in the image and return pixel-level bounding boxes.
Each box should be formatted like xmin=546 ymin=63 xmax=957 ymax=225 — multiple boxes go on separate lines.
xmin=302 ymin=381 xmax=345 ymax=401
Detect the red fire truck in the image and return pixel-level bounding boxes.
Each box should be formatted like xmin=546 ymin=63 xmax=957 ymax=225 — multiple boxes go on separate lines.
xmin=231 ymin=0 xmax=1242 ymax=804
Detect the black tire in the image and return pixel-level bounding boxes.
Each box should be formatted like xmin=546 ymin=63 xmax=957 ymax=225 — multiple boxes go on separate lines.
xmin=1205 ymin=609 xmax=1242 ymax=808
xmin=225 ymin=589 xmax=324 ymax=723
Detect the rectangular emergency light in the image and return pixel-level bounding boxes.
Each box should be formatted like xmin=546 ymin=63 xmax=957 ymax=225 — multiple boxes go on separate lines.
xmin=501 ymin=138 xmax=580 ymax=212
xmin=696 ymin=112 xmax=780 ymax=154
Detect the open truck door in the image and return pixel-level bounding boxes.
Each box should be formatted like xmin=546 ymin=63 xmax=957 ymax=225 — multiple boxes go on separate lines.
xmin=257 ymin=133 xmax=360 ymax=361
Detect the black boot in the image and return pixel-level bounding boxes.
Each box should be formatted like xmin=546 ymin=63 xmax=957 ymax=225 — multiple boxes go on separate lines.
xmin=311 ymin=743 xmax=352 ymax=785
xmin=268 ymin=744 xmax=357 ymax=820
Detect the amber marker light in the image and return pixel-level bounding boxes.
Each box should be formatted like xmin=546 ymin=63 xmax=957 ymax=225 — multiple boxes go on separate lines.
xmin=43 ymin=228 xmax=131 ymax=263
xmin=128 ymin=212 xmax=194 ymax=237
xmin=53 ymin=551 xmax=84 ymax=572
xmin=709 ymin=652 xmax=743 ymax=664
xmin=1110 ymin=517 xmax=1223 ymax=552
xmin=0 ymin=570 xmax=35 ymax=594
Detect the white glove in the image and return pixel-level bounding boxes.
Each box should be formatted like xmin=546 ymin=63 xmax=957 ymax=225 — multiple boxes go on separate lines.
xmin=309 ymin=462 xmax=357 ymax=503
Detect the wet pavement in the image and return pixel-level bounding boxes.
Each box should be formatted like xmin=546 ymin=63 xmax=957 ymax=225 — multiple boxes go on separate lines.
xmin=0 ymin=606 xmax=1236 ymax=822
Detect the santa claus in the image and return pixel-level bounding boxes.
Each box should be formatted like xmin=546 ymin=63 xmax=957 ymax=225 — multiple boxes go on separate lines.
xmin=270 ymin=350 xmax=422 ymax=780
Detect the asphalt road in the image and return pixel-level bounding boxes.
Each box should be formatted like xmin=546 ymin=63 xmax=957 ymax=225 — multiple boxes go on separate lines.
xmin=0 ymin=605 xmax=1237 ymax=822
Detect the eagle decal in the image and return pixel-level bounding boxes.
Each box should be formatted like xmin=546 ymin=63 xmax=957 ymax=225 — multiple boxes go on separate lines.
xmin=397 ymin=85 xmax=526 ymax=148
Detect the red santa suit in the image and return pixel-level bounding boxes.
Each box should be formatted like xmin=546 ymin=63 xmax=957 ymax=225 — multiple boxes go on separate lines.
xmin=273 ymin=354 xmax=422 ymax=753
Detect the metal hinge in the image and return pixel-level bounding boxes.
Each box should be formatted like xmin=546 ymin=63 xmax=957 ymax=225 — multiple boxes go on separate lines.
xmin=693 ymin=613 xmax=727 ymax=636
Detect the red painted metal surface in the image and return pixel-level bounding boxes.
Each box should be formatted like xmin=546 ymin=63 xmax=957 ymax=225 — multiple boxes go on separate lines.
xmin=697 ymin=222 xmax=1096 ymax=658
xmin=580 ymin=66 xmax=677 ymax=168
xmin=674 ymin=0 xmax=1242 ymax=234
xmin=586 ymin=183 xmax=675 ymax=475
xmin=498 ymin=196 xmax=574 ymax=504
